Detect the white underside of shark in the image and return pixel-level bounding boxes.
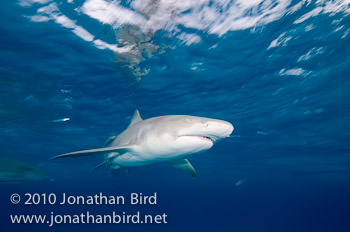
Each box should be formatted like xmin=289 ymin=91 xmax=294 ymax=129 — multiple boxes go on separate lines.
xmin=52 ymin=110 xmax=234 ymax=177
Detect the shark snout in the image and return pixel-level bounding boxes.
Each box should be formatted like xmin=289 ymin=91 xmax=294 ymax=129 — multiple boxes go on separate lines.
xmin=206 ymin=120 xmax=234 ymax=138
xmin=226 ymin=122 xmax=234 ymax=136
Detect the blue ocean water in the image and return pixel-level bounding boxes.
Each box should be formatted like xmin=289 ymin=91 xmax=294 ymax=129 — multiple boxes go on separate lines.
xmin=1 ymin=0 xmax=350 ymax=231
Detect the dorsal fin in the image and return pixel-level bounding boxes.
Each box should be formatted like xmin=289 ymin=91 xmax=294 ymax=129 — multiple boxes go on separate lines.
xmin=128 ymin=110 xmax=142 ymax=127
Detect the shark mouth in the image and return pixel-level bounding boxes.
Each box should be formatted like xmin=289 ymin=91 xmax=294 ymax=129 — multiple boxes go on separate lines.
xmin=179 ymin=135 xmax=216 ymax=143
xmin=196 ymin=136 xmax=215 ymax=143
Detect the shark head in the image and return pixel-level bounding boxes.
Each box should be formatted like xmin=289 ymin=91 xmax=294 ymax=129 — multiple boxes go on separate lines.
xmin=172 ymin=116 xmax=233 ymax=152
xmin=176 ymin=116 xmax=234 ymax=143
xmin=140 ymin=115 xmax=234 ymax=158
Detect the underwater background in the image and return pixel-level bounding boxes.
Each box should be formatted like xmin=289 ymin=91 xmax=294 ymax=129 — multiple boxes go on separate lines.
xmin=1 ymin=0 xmax=350 ymax=231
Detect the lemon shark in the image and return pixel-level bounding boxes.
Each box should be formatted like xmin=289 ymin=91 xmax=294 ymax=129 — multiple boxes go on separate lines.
xmin=52 ymin=110 xmax=234 ymax=177
xmin=0 ymin=156 xmax=49 ymax=182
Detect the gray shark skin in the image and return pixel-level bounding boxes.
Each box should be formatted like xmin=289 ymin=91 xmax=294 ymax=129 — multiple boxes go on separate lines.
xmin=0 ymin=156 xmax=49 ymax=182
xmin=52 ymin=110 xmax=234 ymax=177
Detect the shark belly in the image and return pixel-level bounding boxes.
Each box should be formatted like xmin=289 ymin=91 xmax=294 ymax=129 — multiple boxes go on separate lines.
xmin=109 ymin=151 xmax=191 ymax=167
xmin=108 ymin=135 xmax=213 ymax=167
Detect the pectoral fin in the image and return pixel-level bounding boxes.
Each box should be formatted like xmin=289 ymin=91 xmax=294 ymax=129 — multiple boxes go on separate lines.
xmin=91 ymin=160 xmax=108 ymax=171
xmin=51 ymin=145 xmax=134 ymax=160
xmin=103 ymin=136 xmax=117 ymax=147
xmin=167 ymin=159 xmax=197 ymax=178
xmin=91 ymin=153 xmax=120 ymax=171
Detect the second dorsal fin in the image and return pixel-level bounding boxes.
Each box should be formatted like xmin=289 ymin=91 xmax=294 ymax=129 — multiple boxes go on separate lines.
xmin=128 ymin=110 xmax=142 ymax=127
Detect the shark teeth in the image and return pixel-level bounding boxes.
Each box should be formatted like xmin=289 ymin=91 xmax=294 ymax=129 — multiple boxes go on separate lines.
xmin=180 ymin=135 xmax=215 ymax=143
xmin=202 ymin=136 xmax=215 ymax=142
